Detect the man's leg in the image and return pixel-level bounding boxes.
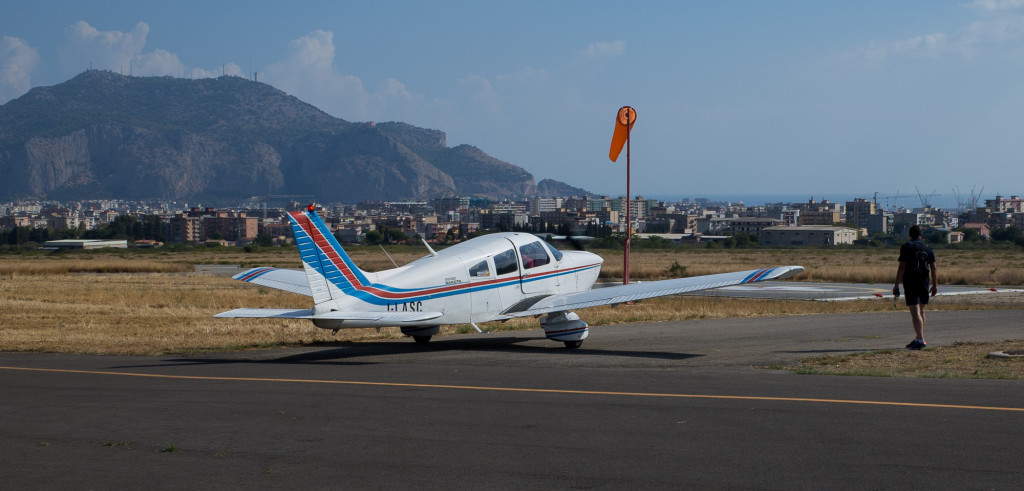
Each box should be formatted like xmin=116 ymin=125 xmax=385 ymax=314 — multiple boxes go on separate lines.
xmin=909 ymin=304 xmax=925 ymax=341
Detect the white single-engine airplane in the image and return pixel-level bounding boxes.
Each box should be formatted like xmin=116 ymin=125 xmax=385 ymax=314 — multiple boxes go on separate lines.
xmin=216 ymin=206 xmax=804 ymax=348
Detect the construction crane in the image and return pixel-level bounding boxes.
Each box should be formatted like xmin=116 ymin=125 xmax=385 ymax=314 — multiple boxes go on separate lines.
xmin=952 ymin=185 xmax=984 ymax=212
xmin=914 ymin=186 xmax=940 ymax=209
xmin=872 ymin=191 xmax=902 ymax=211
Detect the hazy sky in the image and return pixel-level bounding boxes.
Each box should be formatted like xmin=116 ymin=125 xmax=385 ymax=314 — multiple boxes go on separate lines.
xmin=2 ymin=1 xmax=1023 ymax=204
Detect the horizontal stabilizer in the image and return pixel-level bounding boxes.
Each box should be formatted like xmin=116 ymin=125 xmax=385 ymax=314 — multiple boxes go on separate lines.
xmin=231 ymin=267 xmax=312 ymax=297
xmin=215 ymin=308 xmax=443 ymax=323
xmin=214 ymin=308 xmax=314 ymax=318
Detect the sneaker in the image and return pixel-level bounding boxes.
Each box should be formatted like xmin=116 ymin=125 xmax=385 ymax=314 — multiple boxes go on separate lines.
xmin=907 ymin=340 xmax=926 ymax=350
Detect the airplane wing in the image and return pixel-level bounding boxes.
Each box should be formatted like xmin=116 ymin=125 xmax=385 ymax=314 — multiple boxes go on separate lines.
xmin=230 ymin=267 xmax=311 ymax=297
xmin=214 ymin=309 xmax=443 ymax=323
xmin=497 ymin=266 xmax=804 ymax=319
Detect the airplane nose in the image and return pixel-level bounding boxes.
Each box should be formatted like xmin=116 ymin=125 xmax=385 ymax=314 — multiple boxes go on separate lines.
xmin=565 ymin=250 xmax=603 ymax=265
xmin=564 ymin=250 xmax=603 ymax=290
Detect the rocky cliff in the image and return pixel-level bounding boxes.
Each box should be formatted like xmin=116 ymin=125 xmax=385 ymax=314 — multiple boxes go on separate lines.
xmin=0 ymin=71 xmax=589 ymax=202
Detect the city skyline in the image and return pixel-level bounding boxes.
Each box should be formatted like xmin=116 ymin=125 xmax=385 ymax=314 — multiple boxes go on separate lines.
xmin=1 ymin=188 xmax=1011 ymax=212
xmin=3 ymin=1 xmax=1024 ymax=199
xmin=7 ymin=192 xmax=1019 ymax=250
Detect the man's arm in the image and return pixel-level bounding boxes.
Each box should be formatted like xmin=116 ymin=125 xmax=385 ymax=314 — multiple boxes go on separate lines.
xmin=894 ymin=261 xmax=906 ymax=296
xmin=930 ymin=262 xmax=938 ymax=297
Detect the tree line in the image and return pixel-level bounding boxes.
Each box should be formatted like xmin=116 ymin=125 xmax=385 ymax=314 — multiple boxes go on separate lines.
xmin=2 ymin=215 xmax=166 ymax=247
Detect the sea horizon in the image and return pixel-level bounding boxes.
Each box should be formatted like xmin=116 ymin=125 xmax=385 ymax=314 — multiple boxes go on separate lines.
xmin=640 ymin=193 xmax=963 ymax=211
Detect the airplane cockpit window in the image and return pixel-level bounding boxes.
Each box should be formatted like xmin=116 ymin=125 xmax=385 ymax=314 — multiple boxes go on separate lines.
xmin=469 ymin=259 xmax=490 ymax=277
xmin=494 ymin=249 xmax=518 ymax=275
xmin=519 ymin=241 xmax=550 ymax=270
xmin=543 ymin=241 xmax=563 ymax=262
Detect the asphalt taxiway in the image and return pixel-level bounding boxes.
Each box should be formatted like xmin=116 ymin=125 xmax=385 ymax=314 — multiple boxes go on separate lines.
xmin=2 ymin=309 xmax=1022 ymax=488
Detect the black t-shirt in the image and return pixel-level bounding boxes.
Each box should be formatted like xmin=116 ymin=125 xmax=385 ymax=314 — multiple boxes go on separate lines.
xmin=898 ymin=239 xmax=935 ymax=284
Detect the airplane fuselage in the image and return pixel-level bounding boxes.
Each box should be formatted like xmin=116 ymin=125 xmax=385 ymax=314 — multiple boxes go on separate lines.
xmin=309 ymin=232 xmax=604 ymax=328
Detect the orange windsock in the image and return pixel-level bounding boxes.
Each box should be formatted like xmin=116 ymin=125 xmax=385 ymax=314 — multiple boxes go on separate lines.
xmin=609 ymin=106 xmax=636 ymax=162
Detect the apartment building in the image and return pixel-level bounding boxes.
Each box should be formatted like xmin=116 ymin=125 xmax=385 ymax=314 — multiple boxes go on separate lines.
xmin=760 ymin=226 xmax=858 ymax=246
xmin=845 ymin=198 xmax=875 ymax=229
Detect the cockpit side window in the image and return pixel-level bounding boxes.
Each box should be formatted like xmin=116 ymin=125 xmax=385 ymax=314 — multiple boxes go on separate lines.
xmin=518 ymin=241 xmax=550 ymax=270
xmin=494 ymin=249 xmax=518 ymax=275
xmin=469 ymin=259 xmax=490 ymax=278
xmin=543 ymin=241 xmax=563 ymax=262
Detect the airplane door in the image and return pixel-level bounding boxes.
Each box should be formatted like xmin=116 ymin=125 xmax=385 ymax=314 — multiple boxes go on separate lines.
xmin=492 ymin=245 xmax=523 ymax=312
xmin=466 ymin=257 xmax=501 ymax=321
xmin=516 ymin=238 xmax=559 ymax=295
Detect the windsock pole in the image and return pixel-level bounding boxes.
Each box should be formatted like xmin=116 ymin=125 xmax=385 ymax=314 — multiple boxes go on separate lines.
xmin=625 ymin=120 xmax=631 ymax=285
xmin=609 ymin=106 xmax=636 ymax=285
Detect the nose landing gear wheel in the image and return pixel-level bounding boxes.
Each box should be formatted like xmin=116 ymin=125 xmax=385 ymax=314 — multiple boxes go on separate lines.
xmin=563 ymin=340 xmax=583 ymax=349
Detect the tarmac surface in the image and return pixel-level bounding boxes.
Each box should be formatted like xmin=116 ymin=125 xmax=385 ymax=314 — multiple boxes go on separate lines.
xmin=2 ymin=309 xmax=1023 ymax=489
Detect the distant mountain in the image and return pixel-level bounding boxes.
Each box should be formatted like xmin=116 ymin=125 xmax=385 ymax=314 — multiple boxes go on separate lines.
xmin=537 ymin=179 xmax=593 ymax=198
xmin=0 ymin=71 xmax=591 ymax=203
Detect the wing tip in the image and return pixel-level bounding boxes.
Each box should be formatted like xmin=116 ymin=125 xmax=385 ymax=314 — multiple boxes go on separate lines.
xmin=773 ymin=266 xmax=804 ymax=280
xmin=232 ymin=266 xmax=276 ymax=281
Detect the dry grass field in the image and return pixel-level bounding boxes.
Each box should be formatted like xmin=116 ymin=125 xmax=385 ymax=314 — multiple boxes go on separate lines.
xmin=12 ymin=243 xmax=1019 ymax=283
xmin=1 ymin=245 xmax=1022 ymax=359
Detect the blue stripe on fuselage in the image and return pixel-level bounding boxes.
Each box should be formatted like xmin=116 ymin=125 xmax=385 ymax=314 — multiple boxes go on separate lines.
xmin=336 ymin=263 xmax=601 ymax=306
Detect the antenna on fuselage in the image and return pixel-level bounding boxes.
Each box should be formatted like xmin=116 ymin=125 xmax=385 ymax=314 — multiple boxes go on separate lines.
xmin=379 ymin=245 xmax=399 ymax=268
xmin=421 ymin=237 xmax=438 ymax=257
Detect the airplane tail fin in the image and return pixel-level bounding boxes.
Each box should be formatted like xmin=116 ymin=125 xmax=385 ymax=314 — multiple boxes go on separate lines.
xmin=286 ymin=207 xmax=371 ymax=304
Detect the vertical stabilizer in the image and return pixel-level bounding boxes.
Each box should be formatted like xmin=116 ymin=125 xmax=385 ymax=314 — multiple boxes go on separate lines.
xmin=286 ymin=207 xmax=371 ymax=304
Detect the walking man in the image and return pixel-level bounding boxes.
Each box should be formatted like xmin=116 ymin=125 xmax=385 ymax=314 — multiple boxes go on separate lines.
xmin=893 ymin=225 xmax=937 ymax=349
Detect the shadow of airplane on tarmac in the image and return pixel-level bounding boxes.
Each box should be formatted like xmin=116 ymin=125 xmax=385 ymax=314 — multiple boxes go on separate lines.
xmin=112 ymin=334 xmax=704 ymax=369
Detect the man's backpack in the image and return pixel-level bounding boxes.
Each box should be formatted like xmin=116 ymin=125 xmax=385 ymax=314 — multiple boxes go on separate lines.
xmin=907 ymin=242 xmax=930 ymax=275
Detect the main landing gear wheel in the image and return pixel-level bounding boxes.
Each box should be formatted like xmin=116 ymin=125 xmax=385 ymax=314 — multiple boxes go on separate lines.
xmin=413 ymin=335 xmax=432 ymax=344
xmin=563 ymin=340 xmax=583 ymax=349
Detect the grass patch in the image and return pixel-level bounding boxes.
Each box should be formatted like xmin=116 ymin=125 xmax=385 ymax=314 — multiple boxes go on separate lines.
xmin=779 ymin=341 xmax=1024 ymax=379
xmin=0 ymin=259 xmax=192 ymax=275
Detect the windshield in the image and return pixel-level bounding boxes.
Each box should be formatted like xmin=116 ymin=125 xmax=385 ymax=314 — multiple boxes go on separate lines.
xmin=543 ymin=241 xmax=563 ymax=262
xmin=519 ymin=241 xmax=550 ymax=270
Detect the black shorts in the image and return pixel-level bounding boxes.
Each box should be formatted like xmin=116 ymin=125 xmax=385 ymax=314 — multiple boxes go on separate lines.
xmin=903 ymin=282 xmax=930 ymax=306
